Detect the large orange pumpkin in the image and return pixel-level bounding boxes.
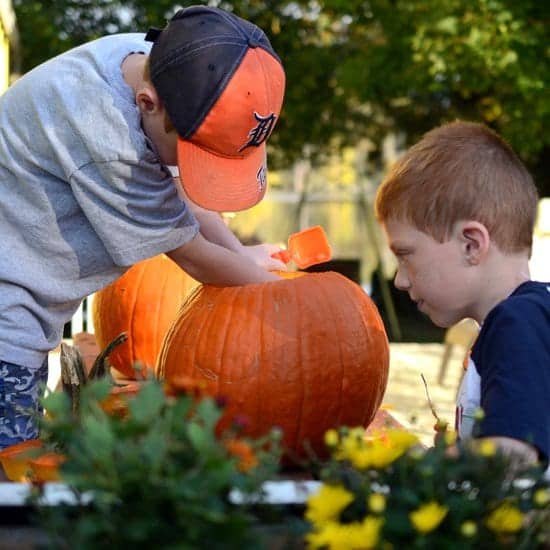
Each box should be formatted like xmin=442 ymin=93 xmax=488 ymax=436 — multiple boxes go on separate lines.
xmin=92 ymin=255 xmax=199 ymax=379
xmin=155 ymin=271 xmax=389 ymax=460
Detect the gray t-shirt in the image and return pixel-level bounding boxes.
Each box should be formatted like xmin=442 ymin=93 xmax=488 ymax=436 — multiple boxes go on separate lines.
xmin=0 ymin=33 xmax=199 ymax=369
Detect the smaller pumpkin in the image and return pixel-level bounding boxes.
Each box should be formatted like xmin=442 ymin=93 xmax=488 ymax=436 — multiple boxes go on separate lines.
xmin=92 ymin=255 xmax=199 ymax=379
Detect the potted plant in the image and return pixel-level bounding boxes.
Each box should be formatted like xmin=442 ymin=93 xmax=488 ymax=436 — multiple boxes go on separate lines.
xmin=302 ymin=421 xmax=550 ymax=549
xmin=31 ymin=375 xmax=290 ymax=549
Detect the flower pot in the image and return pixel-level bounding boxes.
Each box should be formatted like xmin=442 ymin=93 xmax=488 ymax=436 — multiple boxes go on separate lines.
xmin=0 ymin=440 xmax=43 ymax=482
xmin=28 ymin=452 xmax=66 ymax=482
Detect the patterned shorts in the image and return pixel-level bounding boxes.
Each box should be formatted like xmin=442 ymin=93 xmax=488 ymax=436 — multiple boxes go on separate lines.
xmin=0 ymin=359 xmax=48 ymax=450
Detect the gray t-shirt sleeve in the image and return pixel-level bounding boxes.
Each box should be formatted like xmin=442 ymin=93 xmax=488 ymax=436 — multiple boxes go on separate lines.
xmin=70 ymin=158 xmax=199 ymax=266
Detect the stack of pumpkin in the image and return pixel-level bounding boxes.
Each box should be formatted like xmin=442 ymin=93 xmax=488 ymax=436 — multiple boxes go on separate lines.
xmin=91 ymin=254 xmax=391 ymax=461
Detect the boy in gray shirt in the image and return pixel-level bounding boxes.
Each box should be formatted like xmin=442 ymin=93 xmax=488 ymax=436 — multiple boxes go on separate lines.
xmin=0 ymin=6 xmax=286 ymax=455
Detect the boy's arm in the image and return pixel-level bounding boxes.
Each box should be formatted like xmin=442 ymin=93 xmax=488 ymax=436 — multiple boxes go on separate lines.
xmin=174 ymin=177 xmax=286 ymax=271
xmin=166 ymin=232 xmax=281 ymax=286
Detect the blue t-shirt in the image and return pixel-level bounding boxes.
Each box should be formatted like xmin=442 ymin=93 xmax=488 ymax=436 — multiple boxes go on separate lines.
xmin=0 ymin=34 xmax=199 ymax=369
xmin=456 ymin=281 xmax=550 ymax=463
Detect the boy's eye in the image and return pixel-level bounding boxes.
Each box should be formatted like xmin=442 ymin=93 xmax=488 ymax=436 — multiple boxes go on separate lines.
xmin=394 ymin=250 xmax=411 ymax=264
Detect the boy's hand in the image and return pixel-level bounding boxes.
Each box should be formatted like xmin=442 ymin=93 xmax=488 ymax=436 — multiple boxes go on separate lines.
xmin=167 ymin=233 xmax=281 ymax=286
xmin=241 ymin=244 xmax=288 ymax=272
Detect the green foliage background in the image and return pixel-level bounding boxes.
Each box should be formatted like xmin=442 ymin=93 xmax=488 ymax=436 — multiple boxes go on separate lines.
xmin=12 ymin=0 xmax=550 ymax=195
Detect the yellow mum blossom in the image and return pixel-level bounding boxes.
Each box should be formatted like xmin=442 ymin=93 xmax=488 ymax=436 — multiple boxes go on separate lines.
xmin=335 ymin=428 xmax=365 ymax=461
xmin=337 ymin=429 xmax=418 ymax=470
xmin=534 ymin=488 xmax=549 ymax=507
xmin=486 ymin=502 xmax=524 ymax=534
xmin=324 ymin=429 xmax=339 ymax=448
xmin=460 ymin=520 xmax=477 ymax=537
xmin=306 ymin=484 xmax=354 ymax=526
xmin=473 ymin=408 xmax=485 ymax=421
xmin=385 ymin=429 xmax=419 ymax=449
xmin=367 ymin=430 xmax=419 ymax=469
xmin=477 ymin=439 xmax=496 ymax=457
xmin=306 ymin=517 xmax=383 ymax=550
xmin=347 ymin=447 xmax=373 ymax=470
xmin=444 ymin=430 xmax=457 ymax=446
xmin=368 ymin=493 xmax=386 ymax=513
xmin=409 ymin=501 xmax=448 ymax=534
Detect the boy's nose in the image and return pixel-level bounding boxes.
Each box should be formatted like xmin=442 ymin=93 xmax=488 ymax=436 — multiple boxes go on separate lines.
xmin=393 ymin=268 xmax=410 ymax=291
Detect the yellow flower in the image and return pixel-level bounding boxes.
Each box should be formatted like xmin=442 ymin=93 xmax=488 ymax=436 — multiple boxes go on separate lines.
xmin=305 ymin=484 xmax=354 ymax=526
xmin=385 ymin=429 xmax=419 ymax=450
xmin=486 ymin=502 xmax=524 ymax=534
xmin=460 ymin=520 xmax=477 ymax=537
xmin=335 ymin=428 xmax=365 ymax=462
xmin=347 ymin=447 xmax=372 ymax=470
xmin=444 ymin=430 xmax=457 ymax=446
xmin=477 ymin=439 xmax=496 ymax=457
xmin=324 ymin=429 xmax=339 ymax=448
xmin=368 ymin=493 xmax=386 ymax=513
xmin=534 ymin=488 xmax=549 ymax=507
xmin=306 ymin=516 xmax=383 ymax=550
xmin=338 ymin=429 xmax=418 ymax=470
xmin=369 ymin=430 xmax=419 ymax=468
xmin=409 ymin=501 xmax=448 ymax=534
xmin=473 ymin=407 xmax=485 ymax=421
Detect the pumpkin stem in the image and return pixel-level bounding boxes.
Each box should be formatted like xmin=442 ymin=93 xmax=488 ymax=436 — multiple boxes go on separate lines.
xmin=88 ymin=332 xmax=128 ymax=380
xmin=60 ymin=333 xmax=128 ymax=416
xmin=60 ymin=342 xmax=87 ymax=416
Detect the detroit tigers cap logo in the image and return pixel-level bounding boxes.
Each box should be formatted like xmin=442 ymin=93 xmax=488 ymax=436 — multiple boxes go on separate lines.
xmin=239 ymin=112 xmax=277 ymax=152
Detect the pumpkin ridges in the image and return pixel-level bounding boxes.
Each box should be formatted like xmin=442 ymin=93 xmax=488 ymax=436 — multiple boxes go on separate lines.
xmin=195 ymin=287 xmax=224 ymax=390
xmin=155 ymin=272 xmax=390 ymax=459
xmin=259 ymin=281 xmax=289 ymax=442
xmin=296 ymin=274 xmax=346 ymax=451
xmin=335 ymin=280 xmax=370 ymax=432
xmin=142 ymin=257 xmax=176 ymax=369
xmin=290 ymin=276 xmax=308 ymax=453
xmin=317 ymin=273 xmax=345 ymax=432
xmin=214 ymin=287 xmax=236 ymax=396
xmin=93 ymin=255 xmax=198 ymax=379
xmin=252 ymin=281 xmax=268 ymax=433
xmin=359 ymin=279 xmax=390 ymax=410
xmin=128 ymin=261 xmax=146 ymax=375
xmin=357 ymin=281 xmax=389 ymax=425
xmin=266 ymin=279 xmax=303 ymax=448
xmin=156 ymin=257 xmax=188 ymax=359
xmin=151 ymin=264 xmax=164 ymax=363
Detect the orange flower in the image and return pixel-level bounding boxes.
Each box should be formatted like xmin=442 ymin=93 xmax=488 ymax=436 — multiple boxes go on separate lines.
xmin=0 ymin=439 xmax=43 ymax=481
xmin=224 ymin=438 xmax=259 ymax=472
xmin=100 ymin=382 xmax=141 ymax=417
xmin=164 ymin=375 xmax=208 ymax=399
xmin=29 ymin=452 xmax=66 ymax=482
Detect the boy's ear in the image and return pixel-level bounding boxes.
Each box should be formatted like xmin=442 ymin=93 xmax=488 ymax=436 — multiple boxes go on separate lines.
xmin=459 ymin=221 xmax=490 ymax=265
xmin=136 ymin=84 xmax=162 ymax=115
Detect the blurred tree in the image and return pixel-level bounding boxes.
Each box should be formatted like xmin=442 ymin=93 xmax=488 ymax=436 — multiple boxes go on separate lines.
xmin=12 ymin=0 xmax=550 ymax=194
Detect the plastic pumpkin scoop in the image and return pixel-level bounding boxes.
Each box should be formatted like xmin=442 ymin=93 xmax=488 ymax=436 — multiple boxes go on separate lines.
xmin=271 ymin=225 xmax=332 ymax=269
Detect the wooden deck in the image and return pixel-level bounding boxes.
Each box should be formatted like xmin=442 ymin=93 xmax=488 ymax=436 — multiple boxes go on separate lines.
xmin=382 ymin=343 xmax=465 ymax=446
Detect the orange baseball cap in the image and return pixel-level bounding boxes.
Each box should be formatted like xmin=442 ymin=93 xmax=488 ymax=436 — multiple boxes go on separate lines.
xmin=145 ymin=6 xmax=285 ymax=212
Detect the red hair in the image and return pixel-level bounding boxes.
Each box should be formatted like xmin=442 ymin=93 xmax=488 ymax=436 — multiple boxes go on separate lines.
xmin=375 ymin=121 xmax=539 ymax=254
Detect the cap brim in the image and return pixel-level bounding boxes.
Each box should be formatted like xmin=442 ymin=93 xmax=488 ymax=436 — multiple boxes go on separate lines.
xmin=177 ymin=138 xmax=267 ymax=212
